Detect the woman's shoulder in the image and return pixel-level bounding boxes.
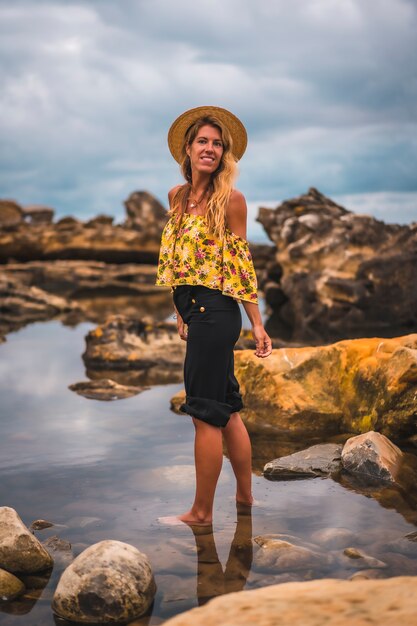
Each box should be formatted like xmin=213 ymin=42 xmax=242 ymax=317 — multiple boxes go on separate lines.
xmin=168 ymin=184 xmax=185 ymax=206
xmin=227 ymin=188 xmax=247 ymax=214
xmin=225 ymin=189 xmax=248 ymax=240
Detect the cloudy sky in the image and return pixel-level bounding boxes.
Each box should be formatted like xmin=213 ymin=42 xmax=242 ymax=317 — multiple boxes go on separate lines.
xmin=1 ymin=0 xmax=416 ymax=238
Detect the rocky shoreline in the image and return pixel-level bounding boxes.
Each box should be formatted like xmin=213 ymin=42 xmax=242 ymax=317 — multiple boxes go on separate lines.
xmin=1 ymin=188 xmax=416 ymax=624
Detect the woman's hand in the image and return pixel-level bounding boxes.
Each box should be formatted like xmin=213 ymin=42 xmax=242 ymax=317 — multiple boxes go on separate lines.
xmin=252 ymin=324 xmax=272 ymax=358
xmin=177 ymin=316 xmax=188 ymax=341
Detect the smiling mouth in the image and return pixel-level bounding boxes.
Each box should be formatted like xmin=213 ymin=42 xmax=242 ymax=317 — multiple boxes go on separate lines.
xmin=200 ymin=157 xmax=215 ymax=163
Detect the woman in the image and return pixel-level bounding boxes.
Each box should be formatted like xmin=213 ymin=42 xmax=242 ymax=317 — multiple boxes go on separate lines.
xmin=156 ymin=105 xmax=272 ymax=526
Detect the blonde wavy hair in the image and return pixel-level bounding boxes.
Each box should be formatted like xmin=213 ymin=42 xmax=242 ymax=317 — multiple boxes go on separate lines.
xmin=169 ymin=115 xmax=238 ymax=239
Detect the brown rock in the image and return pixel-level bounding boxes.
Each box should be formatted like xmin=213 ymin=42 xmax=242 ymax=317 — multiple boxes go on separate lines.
xmin=0 ymin=199 xmax=24 ymax=228
xmin=163 ymin=576 xmax=417 ymax=626
xmin=0 ymin=568 xmax=25 ymax=601
xmin=234 ymin=333 xmax=417 ymax=437
xmin=30 ymin=520 xmax=54 ymax=531
xmin=0 ymin=273 xmax=80 ymax=338
xmin=42 ymin=536 xmax=73 ymax=568
xmin=83 ymin=315 xmax=186 ymax=386
xmin=23 ymin=205 xmax=54 ymax=224
xmin=341 ymin=431 xmax=403 ymax=483
xmin=257 ymin=187 xmax=417 ymax=342
xmin=123 ymin=190 xmax=167 ymax=241
xmin=0 ymin=203 xmax=161 ymax=263
xmin=338 ymin=547 xmax=387 ymax=569
xmin=69 ymin=378 xmax=148 ymax=401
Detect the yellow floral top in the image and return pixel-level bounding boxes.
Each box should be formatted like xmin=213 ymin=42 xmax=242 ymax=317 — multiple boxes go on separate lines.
xmin=155 ymin=212 xmax=258 ymax=304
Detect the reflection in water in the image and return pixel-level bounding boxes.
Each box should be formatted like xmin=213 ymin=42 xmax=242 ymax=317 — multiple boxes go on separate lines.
xmin=1 ymin=321 xmax=417 ymax=625
xmin=191 ymin=504 xmax=253 ymax=605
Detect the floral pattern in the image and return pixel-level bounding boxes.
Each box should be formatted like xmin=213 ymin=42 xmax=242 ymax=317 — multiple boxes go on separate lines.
xmin=155 ymin=213 xmax=258 ymax=304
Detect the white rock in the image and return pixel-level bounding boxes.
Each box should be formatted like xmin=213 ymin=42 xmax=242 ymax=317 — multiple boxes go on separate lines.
xmin=52 ymin=539 xmax=156 ymax=623
xmin=0 ymin=506 xmax=53 ymax=574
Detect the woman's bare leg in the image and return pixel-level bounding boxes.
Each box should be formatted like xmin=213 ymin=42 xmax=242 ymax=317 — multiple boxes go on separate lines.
xmin=160 ymin=417 xmax=223 ymax=525
xmin=222 ymin=412 xmax=253 ymax=505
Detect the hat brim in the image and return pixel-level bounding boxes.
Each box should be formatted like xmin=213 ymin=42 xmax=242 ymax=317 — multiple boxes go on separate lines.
xmin=167 ymin=105 xmax=247 ymax=163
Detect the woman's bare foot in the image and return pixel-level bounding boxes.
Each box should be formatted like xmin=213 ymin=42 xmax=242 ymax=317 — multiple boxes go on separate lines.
xmin=158 ymin=510 xmax=213 ymax=527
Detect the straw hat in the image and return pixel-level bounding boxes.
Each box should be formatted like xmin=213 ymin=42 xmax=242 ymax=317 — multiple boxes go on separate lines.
xmin=167 ymin=105 xmax=247 ymax=163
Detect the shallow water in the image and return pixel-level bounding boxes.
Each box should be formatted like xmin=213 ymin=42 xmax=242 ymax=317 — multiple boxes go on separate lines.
xmin=0 ymin=321 xmax=417 ymax=625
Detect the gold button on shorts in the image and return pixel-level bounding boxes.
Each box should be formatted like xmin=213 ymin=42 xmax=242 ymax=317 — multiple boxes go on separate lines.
xmin=191 ymin=298 xmax=196 ymax=303
xmin=199 ymin=306 xmax=205 ymax=312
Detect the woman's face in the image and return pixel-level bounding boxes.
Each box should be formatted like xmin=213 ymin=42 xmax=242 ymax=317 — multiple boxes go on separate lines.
xmin=186 ymin=124 xmax=224 ymax=176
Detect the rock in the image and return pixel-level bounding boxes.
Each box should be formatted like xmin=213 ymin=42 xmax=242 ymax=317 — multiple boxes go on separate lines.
xmin=341 ymin=431 xmax=403 ymax=483
xmin=349 ymin=569 xmax=387 ymax=581
xmin=0 ymin=507 xmax=53 ymax=574
xmin=163 ymin=576 xmax=417 ymax=626
xmin=69 ymin=378 xmax=148 ymax=400
xmin=0 ymin=568 xmax=25 ymax=601
xmin=30 ymin=520 xmax=54 ymax=531
xmin=310 ymin=528 xmax=357 ymax=550
xmin=234 ymin=333 xmax=417 ymax=437
xmin=85 ymin=215 xmax=114 ymax=227
xmin=23 ymin=205 xmax=54 ymax=224
xmin=83 ymin=315 xmax=186 ymax=386
xmin=42 ymin=536 xmax=73 ymax=568
xmin=52 ymin=540 xmax=156 ymax=623
xmin=263 ymin=443 xmax=342 ymax=479
xmin=338 ymin=547 xmax=387 ymax=569
xmin=253 ymin=535 xmax=333 ymax=573
xmin=2 ymin=260 xmax=162 ymax=297
xmin=0 ymin=198 xmax=162 ymax=263
xmin=124 ymin=190 xmax=168 ymax=242
xmin=0 ymin=199 xmax=24 ymax=228
xmin=0 ymin=273 xmax=80 ymax=339
xmin=257 ymin=187 xmax=417 ymax=342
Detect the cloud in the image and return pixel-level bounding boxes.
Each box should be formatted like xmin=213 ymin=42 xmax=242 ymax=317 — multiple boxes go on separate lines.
xmin=0 ymin=0 xmax=416 ymax=224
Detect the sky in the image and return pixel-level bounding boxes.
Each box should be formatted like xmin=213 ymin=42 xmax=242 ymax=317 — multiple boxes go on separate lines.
xmin=1 ymin=0 xmax=416 ymax=239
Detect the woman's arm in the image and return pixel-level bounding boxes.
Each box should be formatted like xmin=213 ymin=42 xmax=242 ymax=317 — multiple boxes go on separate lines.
xmin=169 ymin=185 xmax=188 ymax=340
xmin=226 ymin=191 xmax=272 ymax=358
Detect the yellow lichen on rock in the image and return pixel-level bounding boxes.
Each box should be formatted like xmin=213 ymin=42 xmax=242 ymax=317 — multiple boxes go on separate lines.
xmin=234 ymin=333 xmax=417 ymax=437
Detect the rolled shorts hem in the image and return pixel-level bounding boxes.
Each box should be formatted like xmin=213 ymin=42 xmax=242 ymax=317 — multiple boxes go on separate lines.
xmin=180 ymin=394 xmax=244 ymax=428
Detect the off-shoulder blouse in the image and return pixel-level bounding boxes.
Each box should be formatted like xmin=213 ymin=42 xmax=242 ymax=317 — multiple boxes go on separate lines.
xmin=155 ymin=212 xmax=258 ymax=304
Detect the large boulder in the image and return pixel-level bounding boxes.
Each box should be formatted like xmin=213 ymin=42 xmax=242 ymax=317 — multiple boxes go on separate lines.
xmin=124 ymin=190 xmax=168 ymax=241
xmin=234 ymin=333 xmax=417 ymax=438
xmin=258 ymin=187 xmax=417 ymax=342
xmin=0 ymin=507 xmax=53 ymax=574
xmin=163 ymin=576 xmax=417 ymax=626
xmin=341 ymin=431 xmax=403 ymax=483
xmin=52 ymin=540 xmax=156 ymax=624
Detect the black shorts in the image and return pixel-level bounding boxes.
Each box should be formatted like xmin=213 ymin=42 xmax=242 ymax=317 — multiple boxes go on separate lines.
xmin=173 ymin=285 xmax=244 ymax=428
